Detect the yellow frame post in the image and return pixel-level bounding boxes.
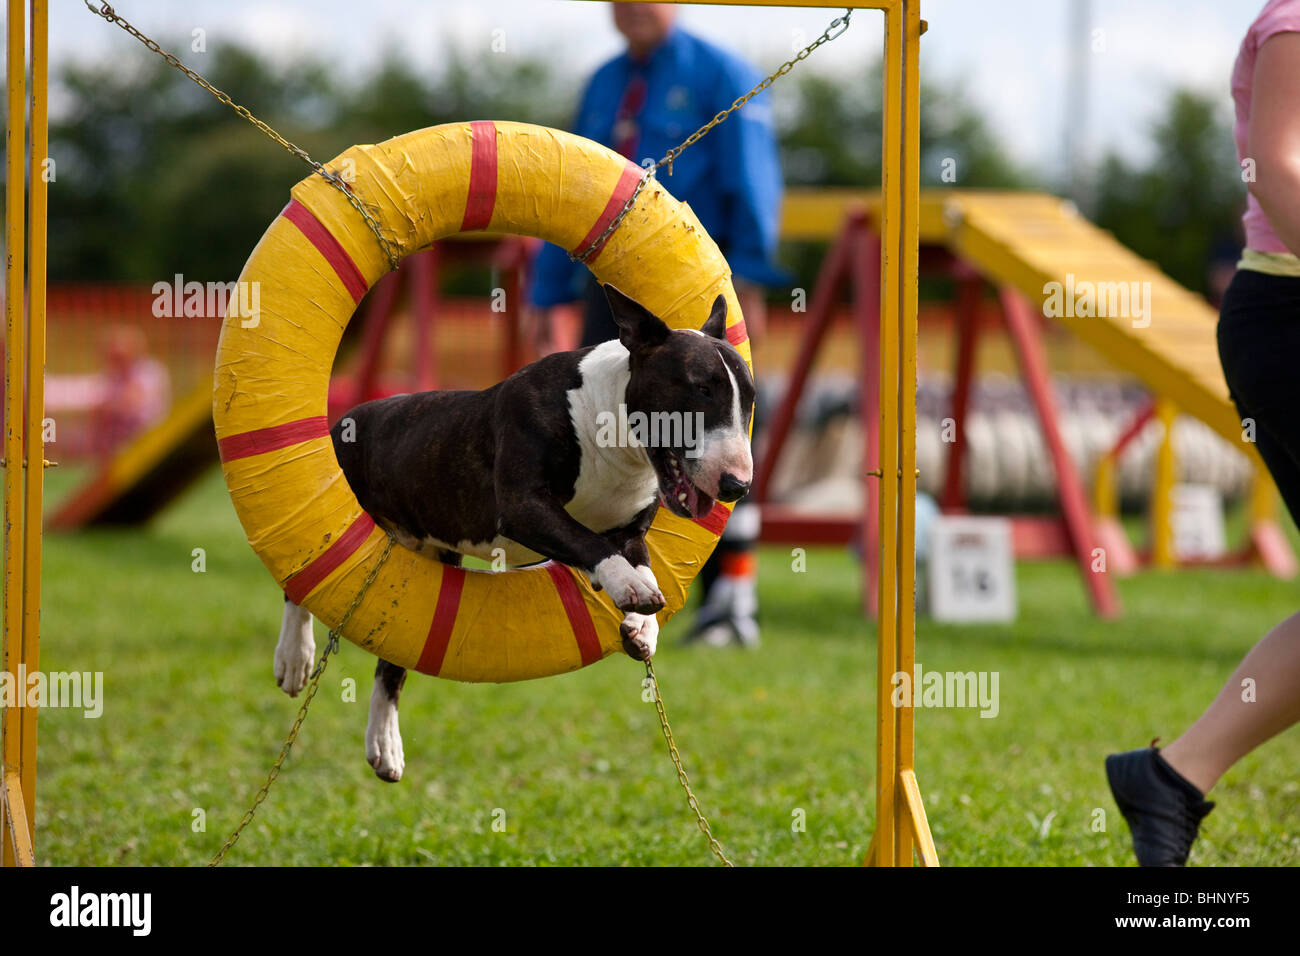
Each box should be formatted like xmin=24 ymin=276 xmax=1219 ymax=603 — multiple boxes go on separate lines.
xmin=2 ymin=0 xmax=46 ymax=869
xmin=1150 ymin=399 xmax=1177 ymax=569
xmin=601 ymin=0 xmax=931 ymax=866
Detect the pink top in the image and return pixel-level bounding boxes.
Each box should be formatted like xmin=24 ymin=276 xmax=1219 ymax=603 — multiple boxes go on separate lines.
xmin=1232 ymin=0 xmax=1300 ymax=252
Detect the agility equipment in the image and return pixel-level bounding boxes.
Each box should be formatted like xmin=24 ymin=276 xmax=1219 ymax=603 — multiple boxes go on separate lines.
xmin=761 ymin=190 xmax=1296 ymax=618
xmin=213 ymin=120 xmax=751 ymax=683
xmin=53 ymin=0 xmax=931 ymax=870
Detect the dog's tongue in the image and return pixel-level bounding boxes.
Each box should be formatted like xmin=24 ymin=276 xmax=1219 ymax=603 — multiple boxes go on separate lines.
xmin=691 ymin=489 xmax=714 ymax=520
xmin=664 ymin=458 xmax=714 ymax=519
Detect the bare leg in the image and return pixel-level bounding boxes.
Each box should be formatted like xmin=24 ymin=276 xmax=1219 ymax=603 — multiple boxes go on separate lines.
xmin=1161 ymin=610 xmax=1300 ymax=794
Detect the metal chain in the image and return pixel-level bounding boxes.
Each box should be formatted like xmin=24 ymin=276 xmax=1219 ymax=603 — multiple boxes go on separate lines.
xmin=570 ymin=163 xmax=656 ymax=264
xmin=208 ymin=533 xmax=397 ymax=866
xmin=572 ymin=8 xmax=853 ymax=264
xmin=83 ymin=0 xmax=402 ymax=272
xmin=644 ymin=659 xmax=734 ymax=867
xmin=655 ymin=8 xmax=852 ymax=177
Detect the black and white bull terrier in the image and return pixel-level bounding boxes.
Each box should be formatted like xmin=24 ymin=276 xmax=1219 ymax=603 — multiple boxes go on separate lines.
xmin=273 ymin=285 xmax=755 ymax=781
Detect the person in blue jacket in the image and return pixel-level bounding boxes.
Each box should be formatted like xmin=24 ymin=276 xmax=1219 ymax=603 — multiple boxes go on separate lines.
xmin=528 ymin=2 xmax=785 ymax=648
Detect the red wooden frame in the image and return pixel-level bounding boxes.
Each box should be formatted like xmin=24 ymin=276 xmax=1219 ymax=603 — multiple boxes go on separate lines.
xmin=757 ymin=209 xmax=1121 ymax=618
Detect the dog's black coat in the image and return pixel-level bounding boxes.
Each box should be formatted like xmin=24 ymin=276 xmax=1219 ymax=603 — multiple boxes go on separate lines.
xmin=329 ymin=286 xmax=754 ymax=587
xmin=283 ymin=286 xmax=754 ymax=780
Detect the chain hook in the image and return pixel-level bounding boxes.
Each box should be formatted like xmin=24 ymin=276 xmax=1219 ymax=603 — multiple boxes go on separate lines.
xmin=826 ymin=8 xmax=853 ymax=41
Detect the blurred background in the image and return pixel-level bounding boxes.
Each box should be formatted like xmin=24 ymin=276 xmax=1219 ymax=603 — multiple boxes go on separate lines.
xmin=21 ymin=0 xmax=1261 ymax=518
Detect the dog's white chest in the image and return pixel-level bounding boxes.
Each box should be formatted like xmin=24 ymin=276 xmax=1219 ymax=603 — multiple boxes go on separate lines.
xmin=565 ymin=443 xmax=659 ymax=532
xmin=564 ymin=342 xmax=660 ymax=532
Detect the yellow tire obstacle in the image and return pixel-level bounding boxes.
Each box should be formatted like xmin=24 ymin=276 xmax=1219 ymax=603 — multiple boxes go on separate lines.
xmin=213 ymin=121 xmax=752 ymax=683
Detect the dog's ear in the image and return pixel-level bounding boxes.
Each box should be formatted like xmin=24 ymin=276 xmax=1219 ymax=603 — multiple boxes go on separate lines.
xmin=700 ymin=294 xmax=728 ymax=340
xmin=605 ymin=284 xmax=670 ymax=354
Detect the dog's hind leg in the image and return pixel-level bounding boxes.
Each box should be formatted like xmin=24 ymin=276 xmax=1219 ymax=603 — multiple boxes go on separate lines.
xmin=364 ymin=548 xmax=460 ymax=782
xmin=274 ymin=593 xmax=316 ymax=697
xmin=366 ymin=659 xmax=407 ymax=782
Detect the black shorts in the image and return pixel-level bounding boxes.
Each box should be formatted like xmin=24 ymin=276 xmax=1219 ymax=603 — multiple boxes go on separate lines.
xmin=1216 ymin=268 xmax=1300 ymax=525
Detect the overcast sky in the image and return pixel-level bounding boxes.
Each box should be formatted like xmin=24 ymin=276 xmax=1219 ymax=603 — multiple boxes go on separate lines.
xmin=37 ymin=1 xmax=1270 ymax=176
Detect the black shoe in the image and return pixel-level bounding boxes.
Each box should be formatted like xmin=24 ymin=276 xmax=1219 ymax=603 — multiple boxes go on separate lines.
xmin=1105 ymin=745 xmax=1215 ymax=867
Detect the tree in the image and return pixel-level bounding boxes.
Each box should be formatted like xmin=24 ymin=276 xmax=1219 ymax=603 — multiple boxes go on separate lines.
xmin=46 ymin=40 xmax=575 ymax=283
xmin=775 ymin=64 xmax=1033 ymax=189
xmin=1091 ymin=89 xmax=1244 ymax=296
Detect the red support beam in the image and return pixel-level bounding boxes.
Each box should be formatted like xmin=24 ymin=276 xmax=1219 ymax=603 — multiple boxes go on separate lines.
xmin=941 ymin=273 xmax=983 ymax=513
xmin=998 ymin=286 xmax=1120 ymax=618
xmin=753 ymin=211 xmax=858 ymax=503
xmin=411 ymin=247 xmax=438 ymax=392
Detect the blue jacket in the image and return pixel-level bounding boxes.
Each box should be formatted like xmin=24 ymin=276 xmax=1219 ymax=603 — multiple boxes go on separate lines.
xmin=528 ymin=27 xmax=787 ymax=308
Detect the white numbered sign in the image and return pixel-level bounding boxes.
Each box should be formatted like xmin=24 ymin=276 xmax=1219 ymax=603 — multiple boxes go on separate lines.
xmin=1171 ymin=483 xmax=1225 ymax=560
xmin=927 ymin=516 xmax=1017 ymax=622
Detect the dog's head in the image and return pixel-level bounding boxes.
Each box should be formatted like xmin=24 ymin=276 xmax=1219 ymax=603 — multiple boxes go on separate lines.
xmin=605 ymin=284 xmax=755 ymax=520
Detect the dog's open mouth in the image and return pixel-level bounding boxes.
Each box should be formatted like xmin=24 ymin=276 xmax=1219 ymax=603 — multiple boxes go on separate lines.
xmin=657 ymin=450 xmax=715 ymax=520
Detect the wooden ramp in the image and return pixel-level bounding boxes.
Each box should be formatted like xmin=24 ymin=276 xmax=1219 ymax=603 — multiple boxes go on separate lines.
xmin=784 ymin=189 xmax=1238 ymax=443
xmin=942 ymin=191 xmax=1238 ymax=442
xmin=48 ymin=381 xmax=216 ymax=529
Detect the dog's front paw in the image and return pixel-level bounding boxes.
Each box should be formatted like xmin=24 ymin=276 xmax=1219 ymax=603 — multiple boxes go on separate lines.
xmin=620 ymin=611 xmax=660 ymax=661
xmin=592 ymin=556 xmax=665 ymax=614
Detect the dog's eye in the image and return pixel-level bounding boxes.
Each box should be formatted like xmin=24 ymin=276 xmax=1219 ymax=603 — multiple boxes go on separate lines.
xmin=696 ymin=383 xmax=712 ymax=398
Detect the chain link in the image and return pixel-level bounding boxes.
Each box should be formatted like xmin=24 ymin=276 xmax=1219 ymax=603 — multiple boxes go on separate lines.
xmin=208 ymin=533 xmax=397 ymax=866
xmin=572 ymin=8 xmax=853 ymax=264
xmin=654 ymin=8 xmax=852 ymax=177
xmin=83 ymin=1 xmax=402 ymax=272
xmin=644 ymin=659 xmax=734 ymax=867
xmin=570 ymin=163 xmax=656 ymax=264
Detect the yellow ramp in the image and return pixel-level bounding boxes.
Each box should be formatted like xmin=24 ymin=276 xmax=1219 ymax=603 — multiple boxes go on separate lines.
xmin=783 ymin=188 xmax=1241 ymax=445
xmin=942 ymin=191 xmax=1238 ymax=443
xmin=48 ymin=381 xmax=216 ymax=529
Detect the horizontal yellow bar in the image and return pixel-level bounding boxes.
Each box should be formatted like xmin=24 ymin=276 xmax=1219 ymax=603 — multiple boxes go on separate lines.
xmin=594 ymin=0 xmax=897 ymax=9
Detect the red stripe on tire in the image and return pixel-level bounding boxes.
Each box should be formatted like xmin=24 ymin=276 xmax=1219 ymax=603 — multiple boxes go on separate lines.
xmin=217 ymin=416 xmax=330 ymax=463
xmin=281 ymin=199 xmax=370 ymax=304
xmin=415 ymin=565 xmax=467 ymax=676
xmin=572 ymin=161 xmax=643 ymax=264
xmin=461 ymin=120 xmax=499 ymax=231
xmin=283 ymin=513 xmax=377 ymax=604
xmin=545 ymin=563 xmax=604 ymax=667
xmin=692 ymin=501 xmax=731 ymax=536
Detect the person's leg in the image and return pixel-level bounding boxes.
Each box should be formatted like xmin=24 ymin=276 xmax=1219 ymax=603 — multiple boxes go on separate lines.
xmin=688 ymin=500 xmax=761 ymax=646
xmin=1107 ymin=269 xmax=1300 ymax=865
xmin=1162 ymin=270 xmax=1300 ymax=792
xmin=1160 ymin=608 xmax=1300 ymax=794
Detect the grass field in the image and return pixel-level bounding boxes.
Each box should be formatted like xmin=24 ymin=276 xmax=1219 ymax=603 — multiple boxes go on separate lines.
xmin=28 ymin=467 xmax=1300 ymax=866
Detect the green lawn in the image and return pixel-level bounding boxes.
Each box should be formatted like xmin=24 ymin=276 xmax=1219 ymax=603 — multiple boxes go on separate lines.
xmin=28 ymin=468 xmax=1300 ymax=865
